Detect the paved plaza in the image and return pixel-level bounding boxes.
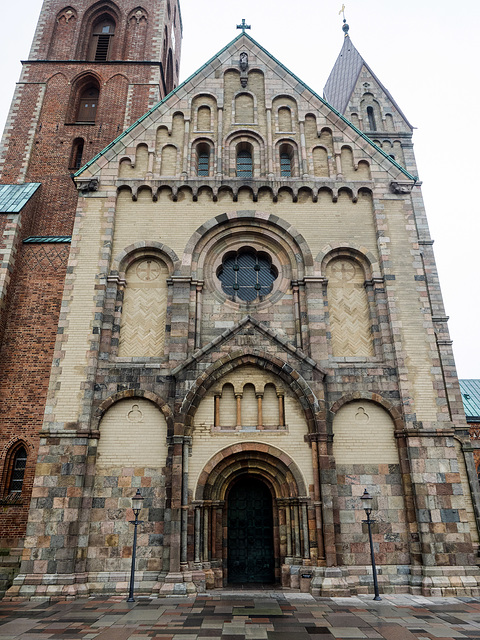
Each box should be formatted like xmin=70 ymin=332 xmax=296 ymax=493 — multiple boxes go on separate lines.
xmin=2 ymin=592 xmax=480 ymax=640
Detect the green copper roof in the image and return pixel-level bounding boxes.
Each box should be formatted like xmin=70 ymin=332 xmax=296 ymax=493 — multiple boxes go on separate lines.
xmin=75 ymin=33 xmax=417 ymax=183
xmin=460 ymin=380 xmax=480 ymax=421
xmin=0 ymin=183 xmax=41 ymax=213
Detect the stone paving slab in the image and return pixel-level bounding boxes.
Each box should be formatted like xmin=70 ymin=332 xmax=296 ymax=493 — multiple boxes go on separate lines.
xmin=3 ymin=594 xmax=480 ymax=640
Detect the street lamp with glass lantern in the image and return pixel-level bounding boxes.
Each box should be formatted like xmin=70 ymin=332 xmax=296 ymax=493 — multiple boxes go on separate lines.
xmin=127 ymin=488 xmax=144 ymax=602
xmin=360 ymin=488 xmax=382 ymax=601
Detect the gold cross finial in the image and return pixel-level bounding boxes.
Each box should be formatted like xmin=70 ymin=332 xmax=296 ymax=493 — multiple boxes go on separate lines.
xmin=339 ymin=4 xmax=346 ymax=18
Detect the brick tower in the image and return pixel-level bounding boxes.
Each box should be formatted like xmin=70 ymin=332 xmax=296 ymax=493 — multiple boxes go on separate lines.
xmin=0 ymin=0 xmax=182 ymax=589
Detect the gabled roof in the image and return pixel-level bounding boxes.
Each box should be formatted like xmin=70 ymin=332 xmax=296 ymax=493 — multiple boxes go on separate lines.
xmin=75 ymin=32 xmax=417 ymax=183
xmin=323 ymin=35 xmax=413 ymax=130
xmin=0 ymin=183 xmax=40 ymax=213
xmin=460 ymin=380 xmax=480 ymax=421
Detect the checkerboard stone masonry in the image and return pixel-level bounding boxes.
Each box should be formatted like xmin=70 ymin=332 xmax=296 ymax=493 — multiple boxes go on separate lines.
xmin=1 ymin=3 xmax=479 ymax=601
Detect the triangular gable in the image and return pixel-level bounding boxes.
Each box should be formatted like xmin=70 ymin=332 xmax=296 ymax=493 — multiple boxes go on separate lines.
xmin=75 ymin=32 xmax=417 ymax=183
xmin=171 ymin=315 xmax=325 ymax=377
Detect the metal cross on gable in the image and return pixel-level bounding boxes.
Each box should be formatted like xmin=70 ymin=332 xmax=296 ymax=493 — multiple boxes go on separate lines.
xmin=236 ymin=18 xmax=251 ymax=33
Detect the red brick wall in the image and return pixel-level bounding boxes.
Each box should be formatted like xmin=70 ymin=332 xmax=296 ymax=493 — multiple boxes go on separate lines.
xmin=0 ymin=244 xmax=69 ymax=541
xmin=0 ymin=0 xmax=181 ymax=540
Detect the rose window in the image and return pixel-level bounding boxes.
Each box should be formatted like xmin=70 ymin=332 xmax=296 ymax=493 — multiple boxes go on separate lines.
xmin=217 ymin=248 xmax=278 ymax=302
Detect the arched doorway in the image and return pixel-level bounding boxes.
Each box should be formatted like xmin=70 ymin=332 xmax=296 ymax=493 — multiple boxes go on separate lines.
xmin=227 ymin=476 xmax=274 ymax=584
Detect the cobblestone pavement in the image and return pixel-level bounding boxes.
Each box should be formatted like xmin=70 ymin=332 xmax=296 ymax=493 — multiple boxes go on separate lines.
xmin=2 ymin=592 xmax=480 ymax=640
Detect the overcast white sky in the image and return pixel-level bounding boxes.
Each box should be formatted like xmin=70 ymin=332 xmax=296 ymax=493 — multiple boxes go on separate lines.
xmin=0 ymin=0 xmax=478 ymax=378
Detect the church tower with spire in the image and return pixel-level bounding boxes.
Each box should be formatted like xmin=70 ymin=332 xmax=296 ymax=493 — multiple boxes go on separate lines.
xmin=2 ymin=12 xmax=479 ymax=600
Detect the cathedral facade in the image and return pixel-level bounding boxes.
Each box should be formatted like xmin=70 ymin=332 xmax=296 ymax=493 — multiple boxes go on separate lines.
xmin=2 ymin=0 xmax=480 ymax=599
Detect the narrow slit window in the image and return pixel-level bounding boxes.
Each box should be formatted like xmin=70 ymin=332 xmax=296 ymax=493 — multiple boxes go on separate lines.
xmin=236 ymin=149 xmax=252 ymax=178
xmin=70 ymin=138 xmax=84 ymax=170
xmin=367 ymin=106 xmax=376 ymax=131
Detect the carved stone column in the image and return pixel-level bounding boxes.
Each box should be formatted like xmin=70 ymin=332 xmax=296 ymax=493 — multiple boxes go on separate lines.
xmin=256 ymin=393 xmax=263 ymax=429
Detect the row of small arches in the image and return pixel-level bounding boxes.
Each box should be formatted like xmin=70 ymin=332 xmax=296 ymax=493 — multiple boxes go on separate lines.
xmin=117 ymin=183 xmax=374 ymax=204
xmin=350 ymin=94 xmax=398 ymax=133
xmin=214 ymin=383 xmax=285 ymax=429
xmin=119 ymin=140 xmax=372 ymax=181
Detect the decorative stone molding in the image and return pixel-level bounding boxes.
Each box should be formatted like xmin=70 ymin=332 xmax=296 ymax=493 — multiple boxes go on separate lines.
xmin=390 ymin=180 xmax=414 ymax=194
xmin=76 ymin=177 xmax=99 ymax=193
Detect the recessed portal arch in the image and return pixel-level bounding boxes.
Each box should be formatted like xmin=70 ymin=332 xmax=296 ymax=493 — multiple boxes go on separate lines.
xmin=192 ymin=443 xmax=315 ymax=585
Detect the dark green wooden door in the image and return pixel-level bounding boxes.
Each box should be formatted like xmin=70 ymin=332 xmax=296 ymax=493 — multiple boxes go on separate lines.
xmin=227 ymin=477 xmax=275 ymax=583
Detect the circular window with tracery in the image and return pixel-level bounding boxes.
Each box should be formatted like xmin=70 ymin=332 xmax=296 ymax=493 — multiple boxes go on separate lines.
xmin=217 ymin=248 xmax=278 ymax=302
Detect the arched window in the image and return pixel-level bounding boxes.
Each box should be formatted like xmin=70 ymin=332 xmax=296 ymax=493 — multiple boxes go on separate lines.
xmin=5 ymin=446 xmax=27 ymax=494
xmin=367 ymin=106 xmax=376 ymax=131
xmin=236 ymin=147 xmax=253 ymax=178
xmin=77 ymin=86 xmax=99 ymax=122
xmin=196 ymin=145 xmax=210 ymax=176
xmin=89 ymin=16 xmax=116 ymax=61
xmin=217 ymin=248 xmax=278 ymax=302
xmin=280 ymin=149 xmax=292 ymax=177
xmin=70 ymin=137 xmax=84 ymax=170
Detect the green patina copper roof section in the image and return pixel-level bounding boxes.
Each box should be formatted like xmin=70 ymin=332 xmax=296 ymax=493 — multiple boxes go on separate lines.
xmin=23 ymin=236 xmax=71 ymax=243
xmin=75 ymin=32 xmax=417 ymax=182
xmin=0 ymin=183 xmax=41 ymax=213
xmin=460 ymin=380 xmax=480 ymax=420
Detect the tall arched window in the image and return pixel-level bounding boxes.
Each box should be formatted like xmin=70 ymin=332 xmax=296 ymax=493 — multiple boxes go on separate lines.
xmin=236 ymin=147 xmax=253 ymax=178
xmin=5 ymin=445 xmax=27 ymax=494
xmin=77 ymin=86 xmax=99 ymax=122
xmin=89 ymin=16 xmax=116 ymax=61
xmin=279 ymin=146 xmax=293 ymax=177
xmin=196 ymin=144 xmax=210 ymax=176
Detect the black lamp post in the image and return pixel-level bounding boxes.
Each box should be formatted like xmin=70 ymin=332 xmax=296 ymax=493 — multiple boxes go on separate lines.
xmin=127 ymin=488 xmax=144 ymax=602
xmin=360 ymin=488 xmax=381 ymax=601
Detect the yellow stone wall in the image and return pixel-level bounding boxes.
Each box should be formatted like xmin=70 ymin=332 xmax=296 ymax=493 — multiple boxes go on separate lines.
xmin=97 ymin=398 xmax=168 ymax=467
xmin=332 ymin=401 xmax=399 ymax=465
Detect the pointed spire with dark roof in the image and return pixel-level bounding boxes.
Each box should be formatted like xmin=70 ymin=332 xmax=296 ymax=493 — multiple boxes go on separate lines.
xmin=323 ymin=33 xmax=364 ymax=114
xmin=323 ymin=29 xmax=413 ymax=129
